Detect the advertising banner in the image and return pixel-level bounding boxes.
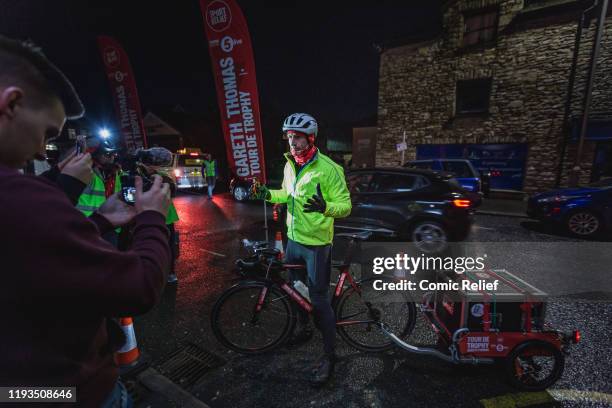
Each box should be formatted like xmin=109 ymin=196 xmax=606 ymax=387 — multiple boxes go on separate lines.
xmin=97 ymin=36 xmax=148 ymax=151
xmin=200 ymin=0 xmax=267 ymax=183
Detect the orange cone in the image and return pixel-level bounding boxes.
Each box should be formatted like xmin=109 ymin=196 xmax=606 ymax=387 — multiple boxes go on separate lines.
xmin=116 ymin=317 xmax=140 ymax=366
xmin=273 ymin=207 xmax=279 ymax=222
xmin=274 ymin=231 xmax=284 ymax=260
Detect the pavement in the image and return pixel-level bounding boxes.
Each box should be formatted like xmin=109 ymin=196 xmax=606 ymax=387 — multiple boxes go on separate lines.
xmin=126 ymin=192 xmax=612 ymax=408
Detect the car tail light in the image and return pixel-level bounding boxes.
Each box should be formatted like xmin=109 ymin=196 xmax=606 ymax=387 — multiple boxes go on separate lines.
xmin=452 ymin=199 xmax=471 ymax=208
xmin=491 ymin=170 xmax=502 ymax=177
xmin=572 ymin=330 xmax=581 ymax=343
xmin=174 ymin=169 xmax=182 ymax=177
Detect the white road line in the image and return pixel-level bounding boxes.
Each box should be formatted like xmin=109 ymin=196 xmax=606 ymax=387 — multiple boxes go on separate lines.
xmin=202 ymin=249 xmax=227 ymax=257
xmin=472 ymin=225 xmax=496 ymax=231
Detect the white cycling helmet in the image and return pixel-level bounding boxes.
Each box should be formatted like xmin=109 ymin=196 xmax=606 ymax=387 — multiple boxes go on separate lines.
xmin=282 ymin=113 xmax=318 ymax=137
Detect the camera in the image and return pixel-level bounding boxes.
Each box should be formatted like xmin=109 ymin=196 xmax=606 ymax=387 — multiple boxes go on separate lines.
xmin=119 ymin=147 xmax=173 ymax=205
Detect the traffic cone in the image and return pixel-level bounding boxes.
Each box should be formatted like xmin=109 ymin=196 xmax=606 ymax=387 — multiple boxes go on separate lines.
xmin=273 ymin=206 xmax=279 ymax=222
xmin=116 ymin=317 xmax=140 ymax=367
xmin=274 ymin=231 xmax=284 ymax=260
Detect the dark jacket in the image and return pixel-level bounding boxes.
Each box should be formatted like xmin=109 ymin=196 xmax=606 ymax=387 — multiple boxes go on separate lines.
xmin=0 ymin=164 xmax=171 ymax=407
xmin=40 ymin=165 xmax=87 ymax=205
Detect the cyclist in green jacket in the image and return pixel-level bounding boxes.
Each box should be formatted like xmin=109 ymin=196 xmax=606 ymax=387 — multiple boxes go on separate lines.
xmin=251 ymin=113 xmax=351 ymax=386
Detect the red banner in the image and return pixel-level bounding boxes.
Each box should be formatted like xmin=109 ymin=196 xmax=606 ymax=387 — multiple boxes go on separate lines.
xmin=97 ymin=36 xmax=147 ymax=151
xmin=200 ymin=0 xmax=267 ymax=183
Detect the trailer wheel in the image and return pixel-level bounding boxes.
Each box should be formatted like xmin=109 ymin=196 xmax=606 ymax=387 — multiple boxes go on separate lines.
xmin=504 ymin=340 xmax=565 ymax=391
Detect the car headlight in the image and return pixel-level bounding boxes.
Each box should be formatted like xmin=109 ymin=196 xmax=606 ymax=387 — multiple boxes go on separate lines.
xmin=537 ymin=195 xmax=582 ymax=203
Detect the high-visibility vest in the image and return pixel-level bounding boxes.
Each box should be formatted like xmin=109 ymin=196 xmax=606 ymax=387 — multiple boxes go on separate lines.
xmin=153 ymin=169 xmax=180 ymax=225
xmin=77 ymin=169 xmax=179 ymax=225
xmin=76 ymin=170 xmax=121 ymax=216
xmin=166 ymin=201 xmax=179 ymax=224
xmin=202 ymin=160 xmax=216 ymax=177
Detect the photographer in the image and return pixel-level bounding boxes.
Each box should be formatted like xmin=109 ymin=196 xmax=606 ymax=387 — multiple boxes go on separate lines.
xmin=40 ymin=150 xmax=93 ymax=205
xmin=0 ymin=35 xmax=171 ymax=407
xmin=76 ymin=136 xmax=122 ymax=245
xmin=130 ymin=147 xmax=181 ymax=284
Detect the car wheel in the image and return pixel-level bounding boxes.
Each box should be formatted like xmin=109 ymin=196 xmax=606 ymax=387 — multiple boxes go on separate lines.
xmin=566 ymin=210 xmax=602 ymax=237
xmin=233 ymin=185 xmax=249 ymax=201
xmin=411 ymin=220 xmax=448 ymax=254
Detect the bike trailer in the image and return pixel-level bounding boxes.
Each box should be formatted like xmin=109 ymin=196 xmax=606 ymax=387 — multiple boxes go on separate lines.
xmin=425 ymin=269 xmax=578 ymax=358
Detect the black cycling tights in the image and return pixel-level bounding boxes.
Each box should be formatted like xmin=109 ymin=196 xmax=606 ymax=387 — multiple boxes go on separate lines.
xmin=285 ymin=239 xmax=336 ymax=355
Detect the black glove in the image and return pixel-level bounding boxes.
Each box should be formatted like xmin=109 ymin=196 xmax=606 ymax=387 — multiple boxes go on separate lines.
xmin=304 ymin=183 xmax=326 ymax=213
xmin=250 ymin=180 xmax=270 ymax=200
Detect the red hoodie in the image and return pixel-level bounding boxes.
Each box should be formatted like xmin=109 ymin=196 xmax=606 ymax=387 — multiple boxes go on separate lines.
xmin=0 ymin=165 xmax=171 ymax=407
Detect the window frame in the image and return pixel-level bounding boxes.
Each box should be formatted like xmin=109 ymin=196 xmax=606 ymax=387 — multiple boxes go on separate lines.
xmin=347 ymin=172 xmax=375 ymax=195
xmin=369 ymin=172 xmax=430 ymax=194
xmin=455 ymin=78 xmax=493 ymax=116
xmin=461 ymin=7 xmax=499 ymax=49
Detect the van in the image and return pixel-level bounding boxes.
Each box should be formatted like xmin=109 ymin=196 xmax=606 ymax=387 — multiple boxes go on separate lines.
xmin=159 ymin=148 xmax=207 ymax=190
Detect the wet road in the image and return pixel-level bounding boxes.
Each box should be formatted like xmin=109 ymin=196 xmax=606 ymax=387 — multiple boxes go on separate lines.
xmin=135 ymin=194 xmax=612 ymax=408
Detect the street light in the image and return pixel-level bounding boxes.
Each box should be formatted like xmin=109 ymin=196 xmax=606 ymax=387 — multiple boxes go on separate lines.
xmin=98 ymin=128 xmax=111 ymax=139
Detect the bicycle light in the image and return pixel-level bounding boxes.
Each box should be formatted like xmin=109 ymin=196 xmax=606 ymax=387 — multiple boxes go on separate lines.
xmin=572 ymin=330 xmax=581 ymax=343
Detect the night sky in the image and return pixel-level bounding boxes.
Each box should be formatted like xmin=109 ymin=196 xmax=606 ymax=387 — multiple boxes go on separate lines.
xmin=0 ymin=1 xmax=441 ymax=143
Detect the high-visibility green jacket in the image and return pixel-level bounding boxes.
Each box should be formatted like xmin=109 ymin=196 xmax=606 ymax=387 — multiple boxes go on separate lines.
xmin=76 ymin=170 xmax=121 ymax=216
xmin=268 ymin=151 xmax=351 ymax=245
xmin=202 ymin=160 xmax=216 ymax=177
xmin=152 ymin=169 xmax=180 ymax=225
xmin=77 ymin=169 xmax=179 ymax=225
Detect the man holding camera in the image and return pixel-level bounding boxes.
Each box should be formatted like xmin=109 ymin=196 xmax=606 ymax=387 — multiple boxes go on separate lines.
xmin=0 ymin=35 xmax=171 ymax=407
xmin=133 ymin=147 xmax=181 ymax=284
xmin=75 ymin=137 xmax=123 ymax=245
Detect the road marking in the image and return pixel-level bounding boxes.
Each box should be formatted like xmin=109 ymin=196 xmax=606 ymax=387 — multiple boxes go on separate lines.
xmin=480 ymin=392 xmax=554 ymax=408
xmin=549 ymin=389 xmax=612 ymax=405
xmin=472 ymin=225 xmax=496 ymax=231
xmin=202 ymin=249 xmax=227 ymax=258
xmin=480 ymin=391 xmax=553 ymax=408
xmin=480 ymin=389 xmax=612 ymax=407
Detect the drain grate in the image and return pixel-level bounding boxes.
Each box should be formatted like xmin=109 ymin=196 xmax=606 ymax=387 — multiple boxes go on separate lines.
xmin=157 ymin=342 xmax=225 ymax=389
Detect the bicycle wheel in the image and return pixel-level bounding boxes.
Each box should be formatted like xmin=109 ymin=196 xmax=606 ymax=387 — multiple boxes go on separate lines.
xmin=211 ymin=282 xmax=296 ymax=354
xmin=504 ymin=340 xmax=565 ymax=391
xmin=336 ymin=276 xmax=417 ymax=352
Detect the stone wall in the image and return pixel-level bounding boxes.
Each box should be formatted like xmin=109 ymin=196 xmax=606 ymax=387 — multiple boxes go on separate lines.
xmin=377 ymin=0 xmax=612 ymax=192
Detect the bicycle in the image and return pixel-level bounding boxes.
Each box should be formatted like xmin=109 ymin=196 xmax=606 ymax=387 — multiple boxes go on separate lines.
xmin=211 ymin=231 xmax=418 ymax=354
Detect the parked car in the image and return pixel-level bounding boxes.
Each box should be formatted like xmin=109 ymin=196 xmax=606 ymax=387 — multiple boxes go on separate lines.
xmin=527 ymin=178 xmax=612 ymax=238
xmin=405 ymin=159 xmax=490 ymax=196
xmin=334 ymin=168 xmax=479 ymax=253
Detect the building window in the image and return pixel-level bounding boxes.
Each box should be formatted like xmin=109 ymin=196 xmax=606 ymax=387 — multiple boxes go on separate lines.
xmin=456 ymin=78 xmax=492 ymax=115
xmin=462 ymin=9 xmax=498 ymax=47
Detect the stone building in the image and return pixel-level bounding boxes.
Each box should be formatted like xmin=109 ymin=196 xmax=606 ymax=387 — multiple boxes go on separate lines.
xmin=376 ymin=0 xmax=612 ymax=192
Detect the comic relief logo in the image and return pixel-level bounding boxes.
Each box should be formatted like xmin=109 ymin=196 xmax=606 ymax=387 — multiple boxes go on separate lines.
xmin=206 ymin=0 xmax=232 ymax=32
xmin=103 ymin=47 xmax=120 ymax=69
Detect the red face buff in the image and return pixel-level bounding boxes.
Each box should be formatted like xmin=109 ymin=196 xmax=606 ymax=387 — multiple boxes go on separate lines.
xmin=287 ymin=130 xmax=317 ymax=165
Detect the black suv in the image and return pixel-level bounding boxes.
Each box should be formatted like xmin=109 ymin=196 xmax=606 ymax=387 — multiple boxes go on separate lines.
xmin=336 ymin=168 xmax=479 ymax=252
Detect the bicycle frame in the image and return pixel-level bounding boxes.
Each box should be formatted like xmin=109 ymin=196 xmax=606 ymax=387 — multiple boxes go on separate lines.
xmin=252 ymin=263 xmax=365 ymax=324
